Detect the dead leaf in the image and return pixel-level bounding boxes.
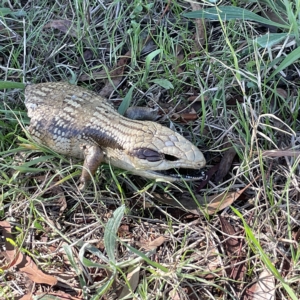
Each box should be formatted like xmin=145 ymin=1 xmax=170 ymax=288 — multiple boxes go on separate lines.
xmin=262 ymin=150 xmax=300 ymax=158
xmin=19 ymin=293 xmax=32 ymax=300
xmin=77 ymin=49 xmax=94 ymax=65
xmin=196 ymin=163 xmax=219 ymax=191
xmin=43 ymin=19 xmax=78 ymax=37
xmin=137 ymin=236 xmax=166 ymax=251
xmin=50 ymin=185 xmax=67 ymax=214
xmin=152 ymin=189 xmax=242 ymax=216
xmin=153 ymin=174 xmax=259 ymax=215
xmin=0 ymin=220 xmax=57 ymax=286
xmin=98 ymin=50 xmax=131 ymax=98
xmin=294 ymin=228 xmax=300 ymax=243
xmin=276 ymin=88 xmax=288 ymax=99
xmin=179 ymin=113 xmax=198 ymax=122
xmin=29 ymin=175 xmax=67 ymax=215
xmin=169 ymin=289 xmax=181 ymax=300
xmin=118 ymin=224 xmax=132 ymax=238
xmin=18 ymin=143 xmax=39 ymax=150
xmin=215 ymin=139 xmax=237 ymax=183
xmin=189 ymin=2 xmax=206 ymax=49
xmin=199 ymin=246 xmax=221 ymax=279
xmin=219 ymin=216 xmax=246 ymax=281
xmin=125 ymin=106 xmax=159 ymax=121
xmin=118 ymin=265 xmax=141 ymax=298
xmin=281 ymin=255 xmax=292 ymax=278
xmin=244 ymin=269 xmax=275 ymax=300
xmin=203 ymin=190 xmax=244 ymax=215
xmin=219 ymin=217 xmax=240 ymax=255
xmin=226 ymin=94 xmax=244 ymax=105
xmin=261 ymin=11 xmax=287 ymax=33
xmin=171 ymin=2 xmax=206 ymax=75
xmin=19 ymin=255 xmax=57 ymax=285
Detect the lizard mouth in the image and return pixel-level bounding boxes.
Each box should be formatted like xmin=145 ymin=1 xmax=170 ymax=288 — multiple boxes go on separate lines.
xmin=154 ymin=168 xmax=207 ymax=180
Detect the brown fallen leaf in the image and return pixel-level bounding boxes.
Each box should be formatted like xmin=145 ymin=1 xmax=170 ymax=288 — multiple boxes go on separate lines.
xmin=169 ymin=289 xmax=181 ymax=300
xmin=78 ymin=70 xmax=107 ymax=81
xmin=243 ymin=269 xmax=275 ymax=300
xmin=118 ymin=224 xmax=133 ymax=239
xmin=125 ymin=106 xmax=159 ymax=121
xmin=196 ymin=163 xmax=219 ymax=191
xmin=152 ymin=189 xmax=242 ymax=215
xmin=226 ymin=94 xmax=244 ymax=105
xmin=294 ymin=228 xmax=300 ymax=243
xmin=43 ymin=19 xmax=78 ymax=38
xmin=0 ymin=220 xmax=57 ymax=286
xmin=199 ymin=246 xmax=221 ymax=279
xmin=187 ymin=94 xmax=210 ymax=103
xmin=77 ymin=49 xmax=94 ymax=65
xmin=219 ymin=217 xmax=240 ymax=255
xmin=179 ymin=113 xmax=198 ymax=122
xmin=19 ymin=293 xmax=32 ymax=300
xmin=29 ymin=174 xmax=67 ymax=216
xmin=215 ymin=139 xmax=237 ymax=183
xmin=171 ymin=2 xmax=206 ymax=76
xmin=276 ymin=87 xmax=288 ymax=99
xmin=153 ymin=175 xmax=259 ymax=215
xmin=281 ymin=255 xmax=292 ymax=278
xmin=98 ymin=50 xmax=131 ymax=98
xmin=203 ymin=190 xmax=244 ymax=215
xmin=219 ymin=216 xmax=246 ymax=282
xmin=261 ymin=11 xmax=288 ymax=33
xmin=189 ymin=2 xmax=206 ymax=49
xmin=118 ymin=265 xmax=141 ymax=298
xmin=137 ymin=236 xmax=166 ymax=251
xmin=48 ymin=184 xmax=67 ymax=215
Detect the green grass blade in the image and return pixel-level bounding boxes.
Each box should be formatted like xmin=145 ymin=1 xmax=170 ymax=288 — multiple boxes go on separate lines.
xmin=125 ymin=244 xmax=169 ymax=273
xmin=268 ymin=46 xmax=300 ymax=81
xmin=151 ymin=78 xmax=174 ymax=90
xmin=63 ymin=244 xmax=87 ymax=293
xmin=0 ymin=81 xmax=25 ymax=89
xmin=63 ymin=244 xmax=82 ymax=275
xmin=256 ymin=33 xmax=292 ymax=48
xmin=0 ymin=8 xmax=26 ymax=17
xmin=183 ymin=6 xmax=289 ymax=29
xmin=79 ymin=243 xmax=109 ymax=267
xmin=232 ymin=207 xmax=298 ymax=300
xmin=104 ymin=205 xmax=126 ymax=263
xmin=142 ymin=49 xmax=161 ymax=83
xmin=91 ymin=272 xmax=116 ymax=300
xmin=118 ymin=85 xmax=135 ymax=115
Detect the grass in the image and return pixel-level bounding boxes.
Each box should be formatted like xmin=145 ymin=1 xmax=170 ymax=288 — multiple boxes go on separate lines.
xmin=0 ymin=0 xmax=300 ymax=299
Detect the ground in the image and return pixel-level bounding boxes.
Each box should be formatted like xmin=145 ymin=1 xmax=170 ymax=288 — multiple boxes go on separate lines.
xmin=0 ymin=1 xmax=299 ymax=299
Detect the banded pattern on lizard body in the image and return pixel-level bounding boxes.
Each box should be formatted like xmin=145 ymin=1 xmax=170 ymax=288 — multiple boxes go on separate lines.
xmin=25 ymin=82 xmax=206 ymax=188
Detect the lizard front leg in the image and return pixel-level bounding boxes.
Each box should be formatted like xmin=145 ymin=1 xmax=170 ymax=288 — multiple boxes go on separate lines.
xmin=79 ymin=144 xmax=104 ymax=190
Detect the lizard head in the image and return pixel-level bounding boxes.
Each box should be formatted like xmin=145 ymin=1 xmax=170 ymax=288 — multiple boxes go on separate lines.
xmin=105 ymin=121 xmax=206 ymax=182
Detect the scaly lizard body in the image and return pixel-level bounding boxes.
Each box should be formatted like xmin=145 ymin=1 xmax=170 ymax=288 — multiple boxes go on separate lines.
xmin=25 ymin=82 xmax=206 ymax=188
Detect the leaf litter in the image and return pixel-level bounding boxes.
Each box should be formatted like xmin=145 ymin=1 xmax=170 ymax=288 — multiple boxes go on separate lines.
xmin=1 ymin=0 xmax=300 ymax=299
xmin=0 ymin=221 xmax=57 ymax=286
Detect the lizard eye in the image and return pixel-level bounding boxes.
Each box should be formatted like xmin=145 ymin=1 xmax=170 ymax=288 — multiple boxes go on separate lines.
xmin=131 ymin=148 xmax=163 ymax=162
xmin=131 ymin=148 xmax=179 ymax=162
